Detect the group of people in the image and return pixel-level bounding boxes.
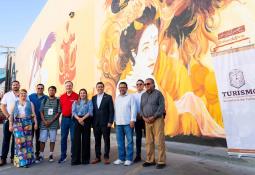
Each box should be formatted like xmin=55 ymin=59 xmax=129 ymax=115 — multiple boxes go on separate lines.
xmin=0 ymin=78 xmax=166 ymax=169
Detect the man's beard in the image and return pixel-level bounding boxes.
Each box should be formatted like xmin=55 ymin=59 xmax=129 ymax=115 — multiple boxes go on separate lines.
xmin=13 ymin=88 xmax=19 ymax=92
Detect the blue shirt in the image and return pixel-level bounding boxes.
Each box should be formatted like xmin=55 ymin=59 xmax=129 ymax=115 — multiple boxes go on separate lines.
xmin=29 ymin=93 xmax=48 ymax=123
xmin=72 ymin=100 xmax=93 ymax=117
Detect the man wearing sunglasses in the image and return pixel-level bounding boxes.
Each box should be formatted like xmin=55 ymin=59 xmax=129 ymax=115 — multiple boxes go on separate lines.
xmin=133 ymin=79 xmax=146 ymax=163
xmin=141 ymin=78 xmax=166 ymax=169
xmin=29 ymin=83 xmax=48 ymax=163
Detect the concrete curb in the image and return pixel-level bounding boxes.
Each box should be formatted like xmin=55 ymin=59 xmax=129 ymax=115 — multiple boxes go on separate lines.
xmin=109 ymin=133 xmax=255 ymax=167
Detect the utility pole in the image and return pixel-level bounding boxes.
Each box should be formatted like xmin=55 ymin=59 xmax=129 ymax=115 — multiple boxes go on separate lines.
xmin=0 ymin=45 xmax=16 ymax=93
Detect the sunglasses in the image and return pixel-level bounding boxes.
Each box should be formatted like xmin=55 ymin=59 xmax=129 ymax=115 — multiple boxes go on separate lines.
xmin=145 ymin=83 xmax=151 ymax=86
xmin=136 ymin=83 xmax=143 ymax=86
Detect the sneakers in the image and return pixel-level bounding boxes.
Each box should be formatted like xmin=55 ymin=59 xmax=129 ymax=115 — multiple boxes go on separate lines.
xmin=35 ymin=156 xmax=44 ymax=164
xmin=124 ymin=160 xmax=133 ymax=166
xmin=49 ymin=155 xmax=54 ymax=162
xmin=113 ymin=159 xmax=124 ymax=165
xmin=58 ymin=156 xmax=67 ymax=164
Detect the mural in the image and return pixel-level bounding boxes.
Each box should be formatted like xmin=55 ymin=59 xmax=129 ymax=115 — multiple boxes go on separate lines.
xmin=58 ymin=22 xmax=77 ymax=85
xmin=15 ymin=0 xmax=255 ymax=139
xmin=29 ymin=32 xmax=56 ymax=92
xmin=97 ymin=0 xmax=235 ymax=137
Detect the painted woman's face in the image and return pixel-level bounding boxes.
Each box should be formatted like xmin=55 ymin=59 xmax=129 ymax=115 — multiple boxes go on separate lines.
xmin=136 ymin=24 xmax=159 ymax=70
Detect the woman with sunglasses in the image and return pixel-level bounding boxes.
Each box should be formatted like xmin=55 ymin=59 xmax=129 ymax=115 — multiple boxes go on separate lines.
xmin=9 ymin=89 xmax=38 ymax=168
xmin=71 ymin=89 xmax=93 ymax=165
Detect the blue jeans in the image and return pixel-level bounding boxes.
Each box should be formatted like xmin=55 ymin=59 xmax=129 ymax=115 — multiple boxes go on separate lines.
xmin=116 ymin=125 xmax=134 ymax=161
xmin=60 ymin=117 xmax=75 ymax=159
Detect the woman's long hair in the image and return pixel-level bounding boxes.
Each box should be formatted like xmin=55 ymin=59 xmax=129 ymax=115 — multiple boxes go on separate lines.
xmin=98 ymin=0 xmax=232 ymax=97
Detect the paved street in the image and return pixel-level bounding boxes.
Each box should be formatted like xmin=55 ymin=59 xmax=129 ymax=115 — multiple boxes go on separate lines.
xmin=0 ymin=125 xmax=255 ymax=175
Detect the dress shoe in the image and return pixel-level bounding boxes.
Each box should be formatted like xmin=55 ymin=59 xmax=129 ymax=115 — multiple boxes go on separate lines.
xmin=156 ymin=163 xmax=166 ymax=169
xmin=82 ymin=160 xmax=90 ymax=165
xmin=133 ymin=156 xmax=141 ymax=163
xmin=142 ymin=161 xmax=156 ymax=167
xmin=71 ymin=162 xmax=81 ymax=166
xmin=104 ymin=159 xmax=110 ymax=165
xmin=91 ymin=158 xmax=101 ymax=164
xmin=0 ymin=159 xmax=6 ymax=166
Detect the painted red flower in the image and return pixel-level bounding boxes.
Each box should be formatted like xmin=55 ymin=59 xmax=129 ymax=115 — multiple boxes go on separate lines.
xmin=59 ymin=22 xmax=77 ymax=84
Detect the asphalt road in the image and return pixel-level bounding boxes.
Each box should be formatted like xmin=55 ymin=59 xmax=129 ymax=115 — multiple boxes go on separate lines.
xmin=0 ymin=126 xmax=255 ymax=175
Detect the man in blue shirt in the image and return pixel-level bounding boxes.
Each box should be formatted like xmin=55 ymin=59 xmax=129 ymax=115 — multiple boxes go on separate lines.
xmin=29 ymin=83 xmax=47 ymax=163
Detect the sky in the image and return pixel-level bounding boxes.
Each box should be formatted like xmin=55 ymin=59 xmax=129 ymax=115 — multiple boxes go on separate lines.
xmin=0 ymin=0 xmax=47 ymax=67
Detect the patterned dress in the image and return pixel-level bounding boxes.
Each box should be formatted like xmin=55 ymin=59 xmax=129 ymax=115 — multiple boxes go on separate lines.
xmin=13 ymin=100 xmax=34 ymax=167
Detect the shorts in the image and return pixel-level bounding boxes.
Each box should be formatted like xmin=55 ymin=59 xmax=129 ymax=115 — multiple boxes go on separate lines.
xmin=39 ymin=129 xmax=57 ymax=142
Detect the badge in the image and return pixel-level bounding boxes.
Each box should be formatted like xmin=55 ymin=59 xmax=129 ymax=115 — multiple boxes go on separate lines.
xmin=48 ymin=108 xmax=53 ymax=115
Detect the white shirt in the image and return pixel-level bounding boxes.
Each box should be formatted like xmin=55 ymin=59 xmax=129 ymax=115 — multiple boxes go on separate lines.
xmin=1 ymin=91 xmax=19 ymax=114
xmin=133 ymin=90 xmax=145 ymax=114
xmin=97 ymin=93 xmax=104 ymax=108
xmin=18 ymin=104 xmax=26 ymax=117
xmin=114 ymin=93 xmax=137 ymax=125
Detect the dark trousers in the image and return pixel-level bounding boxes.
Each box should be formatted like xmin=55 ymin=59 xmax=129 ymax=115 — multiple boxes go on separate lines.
xmin=32 ymin=122 xmax=40 ymax=158
xmin=1 ymin=120 xmax=14 ymax=160
xmin=93 ymin=125 xmax=111 ymax=159
xmin=72 ymin=118 xmax=91 ymax=164
xmin=135 ymin=119 xmax=145 ymax=157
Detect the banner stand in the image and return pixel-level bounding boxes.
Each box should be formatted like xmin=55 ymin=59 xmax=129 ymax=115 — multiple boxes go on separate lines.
xmin=212 ymin=44 xmax=255 ymax=158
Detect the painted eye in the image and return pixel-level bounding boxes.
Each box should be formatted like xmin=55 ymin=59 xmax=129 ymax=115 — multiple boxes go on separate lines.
xmin=142 ymin=46 xmax=149 ymax=52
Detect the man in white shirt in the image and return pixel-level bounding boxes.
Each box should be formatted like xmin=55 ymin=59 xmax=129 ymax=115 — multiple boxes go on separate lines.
xmin=113 ymin=82 xmax=136 ymax=166
xmin=0 ymin=80 xmax=20 ymax=166
xmin=133 ymin=79 xmax=145 ymax=163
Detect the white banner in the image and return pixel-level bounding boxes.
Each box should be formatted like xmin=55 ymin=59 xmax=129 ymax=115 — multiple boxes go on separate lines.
xmin=213 ymin=48 xmax=255 ymax=157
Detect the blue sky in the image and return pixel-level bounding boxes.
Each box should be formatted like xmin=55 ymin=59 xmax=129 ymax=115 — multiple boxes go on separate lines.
xmin=0 ymin=0 xmax=47 ymax=67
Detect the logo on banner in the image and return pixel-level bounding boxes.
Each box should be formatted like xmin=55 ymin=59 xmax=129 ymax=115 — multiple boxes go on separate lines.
xmin=222 ymin=68 xmax=255 ymax=101
xmin=229 ymin=69 xmax=245 ymax=89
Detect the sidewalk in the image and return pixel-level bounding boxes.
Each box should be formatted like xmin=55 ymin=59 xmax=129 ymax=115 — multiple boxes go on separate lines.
xmin=1 ymin=124 xmax=254 ymax=168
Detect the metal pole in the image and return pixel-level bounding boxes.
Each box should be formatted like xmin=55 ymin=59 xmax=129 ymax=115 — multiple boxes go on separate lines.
xmin=4 ymin=53 xmax=9 ymax=93
xmin=8 ymin=54 xmax=12 ymax=91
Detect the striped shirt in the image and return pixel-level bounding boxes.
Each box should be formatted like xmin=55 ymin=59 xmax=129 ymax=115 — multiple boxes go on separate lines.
xmin=40 ymin=97 xmax=61 ymax=130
